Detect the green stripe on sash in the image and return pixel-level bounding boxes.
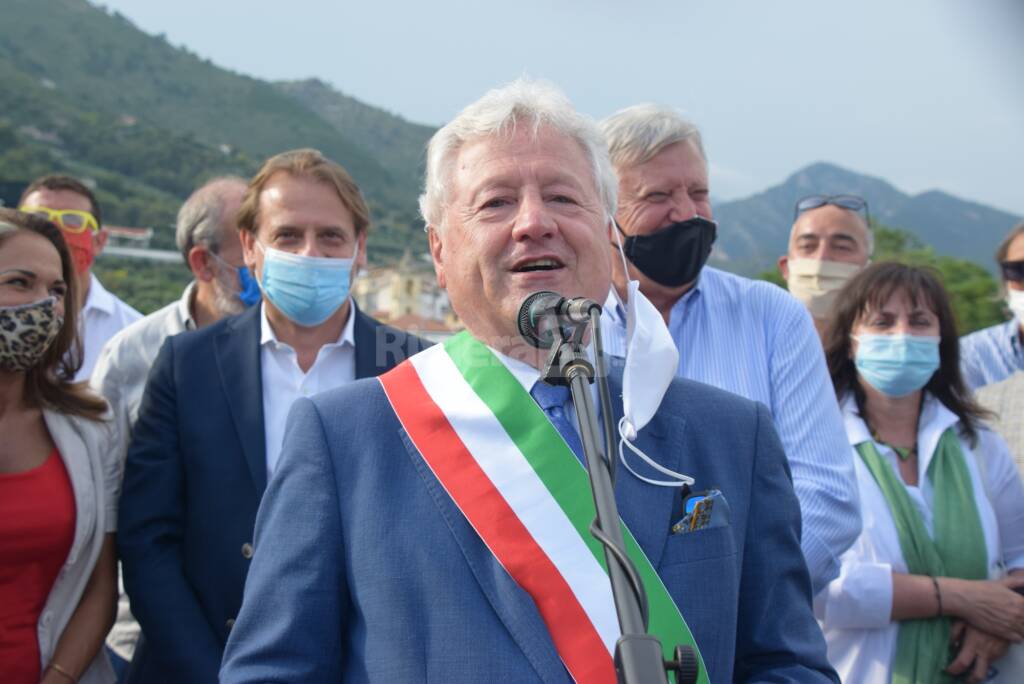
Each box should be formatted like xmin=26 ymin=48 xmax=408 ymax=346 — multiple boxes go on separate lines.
xmin=444 ymin=332 xmax=707 ymax=682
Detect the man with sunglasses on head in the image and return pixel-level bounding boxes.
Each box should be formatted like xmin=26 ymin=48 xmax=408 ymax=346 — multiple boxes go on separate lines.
xmin=960 ymin=222 xmax=1024 ymax=391
xmin=598 ymin=105 xmax=859 ymax=596
xmin=19 ymin=174 xmax=141 ymax=380
xmin=778 ymin=195 xmax=873 ymax=337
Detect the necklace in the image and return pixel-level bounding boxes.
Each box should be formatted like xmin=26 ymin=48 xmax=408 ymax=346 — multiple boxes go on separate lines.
xmin=869 ymin=427 xmax=917 ymax=462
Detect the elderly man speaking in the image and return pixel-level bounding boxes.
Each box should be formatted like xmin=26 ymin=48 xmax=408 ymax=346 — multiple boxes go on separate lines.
xmin=220 ymin=80 xmax=835 ymax=684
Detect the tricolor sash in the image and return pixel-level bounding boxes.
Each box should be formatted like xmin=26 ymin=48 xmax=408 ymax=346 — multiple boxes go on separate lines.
xmin=378 ymin=332 xmax=707 ymax=684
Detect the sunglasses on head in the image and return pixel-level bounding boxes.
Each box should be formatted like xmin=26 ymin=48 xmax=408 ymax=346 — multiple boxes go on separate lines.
xmin=18 ymin=206 xmax=99 ymax=234
xmin=794 ymin=194 xmax=870 ymax=224
xmin=1001 ymin=260 xmax=1024 ymax=283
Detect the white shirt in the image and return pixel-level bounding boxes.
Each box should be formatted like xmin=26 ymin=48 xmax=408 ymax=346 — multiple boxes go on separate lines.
xmin=817 ymin=394 xmax=1024 ymax=683
xmin=260 ymin=301 xmax=356 ymax=476
xmin=78 ymin=273 xmax=142 ymax=381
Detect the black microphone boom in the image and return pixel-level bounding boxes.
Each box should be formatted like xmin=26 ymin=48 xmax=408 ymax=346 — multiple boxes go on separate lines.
xmin=517 ymin=291 xmax=601 ymax=349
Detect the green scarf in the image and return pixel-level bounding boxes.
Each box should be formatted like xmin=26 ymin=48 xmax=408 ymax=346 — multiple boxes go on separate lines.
xmin=856 ymin=428 xmax=988 ymax=684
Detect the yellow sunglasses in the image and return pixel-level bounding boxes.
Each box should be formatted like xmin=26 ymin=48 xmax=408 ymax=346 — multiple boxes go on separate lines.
xmin=19 ymin=206 xmax=99 ymax=234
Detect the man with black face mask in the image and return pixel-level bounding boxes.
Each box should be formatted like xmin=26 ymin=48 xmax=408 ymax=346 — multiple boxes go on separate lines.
xmin=598 ymin=104 xmax=860 ymax=596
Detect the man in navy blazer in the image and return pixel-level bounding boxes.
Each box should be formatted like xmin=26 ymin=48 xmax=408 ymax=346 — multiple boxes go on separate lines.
xmin=221 ymin=82 xmax=837 ymax=682
xmin=117 ymin=149 xmax=426 ymax=684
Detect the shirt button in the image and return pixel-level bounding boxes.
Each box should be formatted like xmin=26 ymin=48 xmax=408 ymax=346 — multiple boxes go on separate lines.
xmin=42 ymin=611 xmax=53 ymax=626
xmin=225 ymin=618 xmax=235 ymax=631
xmin=241 ymin=542 xmax=254 ymax=559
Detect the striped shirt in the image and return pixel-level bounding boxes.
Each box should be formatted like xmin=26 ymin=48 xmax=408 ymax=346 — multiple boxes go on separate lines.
xmin=601 ymin=266 xmax=860 ymax=593
xmin=960 ymin=317 xmax=1024 ymax=391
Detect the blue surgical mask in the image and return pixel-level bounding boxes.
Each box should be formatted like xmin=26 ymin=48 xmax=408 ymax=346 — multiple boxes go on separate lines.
xmin=256 ymin=242 xmax=357 ymax=327
xmin=854 ymin=333 xmax=940 ymax=397
xmin=210 ymin=251 xmax=261 ymax=307
xmin=236 ymin=266 xmax=261 ymax=306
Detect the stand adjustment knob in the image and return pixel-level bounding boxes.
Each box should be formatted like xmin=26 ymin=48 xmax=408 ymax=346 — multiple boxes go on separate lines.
xmin=666 ymin=645 xmax=699 ymax=684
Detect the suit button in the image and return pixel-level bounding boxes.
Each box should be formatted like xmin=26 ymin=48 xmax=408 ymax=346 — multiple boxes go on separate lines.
xmin=225 ymin=618 xmax=235 ymax=631
xmin=241 ymin=542 xmax=253 ymax=559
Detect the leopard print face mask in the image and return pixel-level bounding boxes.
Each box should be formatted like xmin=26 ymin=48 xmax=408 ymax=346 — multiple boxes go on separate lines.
xmin=0 ymin=297 xmax=63 ymax=372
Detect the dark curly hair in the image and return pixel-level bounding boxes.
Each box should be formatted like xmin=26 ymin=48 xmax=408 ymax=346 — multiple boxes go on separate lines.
xmin=823 ymin=261 xmax=990 ymax=445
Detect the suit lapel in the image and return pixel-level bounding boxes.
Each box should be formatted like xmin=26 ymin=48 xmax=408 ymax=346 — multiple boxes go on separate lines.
xmin=214 ymin=306 xmax=267 ymax=495
xmin=352 ymin=305 xmax=380 ymax=379
xmin=397 ymin=429 xmax=568 ymax=684
xmin=608 ymin=370 xmax=688 ymax=569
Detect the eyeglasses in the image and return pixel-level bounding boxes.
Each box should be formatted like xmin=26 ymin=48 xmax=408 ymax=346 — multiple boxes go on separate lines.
xmin=794 ymin=194 xmax=871 ymax=224
xmin=1001 ymin=260 xmax=1024 ymax=283
xmin=18 ymin=206 xmax=99 ymax=234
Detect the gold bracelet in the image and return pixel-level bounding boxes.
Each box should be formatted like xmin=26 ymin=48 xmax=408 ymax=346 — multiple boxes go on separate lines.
xmin=47 ymin=662 xmax=78 ymax=683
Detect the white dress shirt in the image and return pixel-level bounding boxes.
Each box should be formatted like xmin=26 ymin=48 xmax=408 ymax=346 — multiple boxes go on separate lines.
xmin=78 ymin=272 xmax=142 ymax=381
xmin=260 ymin=302 xmax=356 ymax=476
xmin=817 ymin=394 xmax=1024 ymax=683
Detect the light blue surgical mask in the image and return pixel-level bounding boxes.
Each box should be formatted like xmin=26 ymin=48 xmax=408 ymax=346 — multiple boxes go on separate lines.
xmin=854 ymin=333 xmax=940 ymax=397
xmin=256 ymin=242 xmax=357 ymax=327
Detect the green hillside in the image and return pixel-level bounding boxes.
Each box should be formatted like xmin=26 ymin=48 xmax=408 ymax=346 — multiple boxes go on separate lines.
xmin=0 ymin=0 xmax=428 ymax=260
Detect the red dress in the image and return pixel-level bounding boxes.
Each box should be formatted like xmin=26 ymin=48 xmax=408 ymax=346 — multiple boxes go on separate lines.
xmin=0 ymin=449 xmax=76 ymax=684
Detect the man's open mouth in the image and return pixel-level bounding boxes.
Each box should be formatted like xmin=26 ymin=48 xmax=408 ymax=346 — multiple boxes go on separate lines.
xmin=514 ymin=258 xmax=564 ymax=272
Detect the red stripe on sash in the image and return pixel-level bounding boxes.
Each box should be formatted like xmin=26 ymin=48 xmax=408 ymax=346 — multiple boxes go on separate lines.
xmin=379 ymin=361 xmax=615 ymax=683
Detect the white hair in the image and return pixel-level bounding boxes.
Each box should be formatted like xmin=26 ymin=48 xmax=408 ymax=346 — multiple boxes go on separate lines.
xmin=175 ymin=176 xmax=247 ymax=262
xmin=599 ymin=103 xmax=707 ymax=171
xmin=418 ymin=78 xmax=617 ymax=230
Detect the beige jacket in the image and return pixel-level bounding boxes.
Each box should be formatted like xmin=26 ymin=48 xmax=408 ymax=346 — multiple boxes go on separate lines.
xmin=38 ymin=408 xmax=120 ymax=684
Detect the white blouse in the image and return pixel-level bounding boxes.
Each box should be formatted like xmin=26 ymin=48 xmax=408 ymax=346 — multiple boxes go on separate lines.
xmin=816 ymin=394 xmax=1024 ymax=683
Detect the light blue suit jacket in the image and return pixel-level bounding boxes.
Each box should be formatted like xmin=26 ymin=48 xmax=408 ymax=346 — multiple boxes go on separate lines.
xmin=221 ymin=367 xmax=837 ymax=683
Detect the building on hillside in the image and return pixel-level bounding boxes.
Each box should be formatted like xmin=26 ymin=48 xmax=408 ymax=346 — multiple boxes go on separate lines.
xmin=106 ymin=225 xmax=154 ymax=249
xmin=352 ymin=250 xmax=461 ymax=341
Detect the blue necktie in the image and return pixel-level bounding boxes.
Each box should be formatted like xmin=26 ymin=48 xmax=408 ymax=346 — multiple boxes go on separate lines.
xmin=530 ymin=380 xmax=586 ymax=466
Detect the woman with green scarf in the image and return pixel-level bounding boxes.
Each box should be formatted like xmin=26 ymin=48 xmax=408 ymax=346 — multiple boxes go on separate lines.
xmin=818 ymin=262 xmax=1024 ymax=683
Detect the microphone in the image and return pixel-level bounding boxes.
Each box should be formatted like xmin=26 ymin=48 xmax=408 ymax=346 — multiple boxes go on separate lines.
xmin=517 ymin=291 xmax=602 ymax=349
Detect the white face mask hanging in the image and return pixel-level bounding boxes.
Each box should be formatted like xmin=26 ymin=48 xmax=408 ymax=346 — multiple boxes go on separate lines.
xmin=611 ymin=223 xmax=694 ymax=488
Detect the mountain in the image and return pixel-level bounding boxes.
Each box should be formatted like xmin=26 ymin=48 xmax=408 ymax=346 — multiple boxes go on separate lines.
xmin=711 ymin=162 xmax=1022 ymax=275
xmin=275 ymin=79 xmax=436 ymax=196
xmin=0 ymin=0 xmax=430 ymax=261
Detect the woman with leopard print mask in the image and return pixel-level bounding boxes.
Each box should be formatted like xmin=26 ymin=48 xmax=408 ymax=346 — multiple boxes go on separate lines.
xmin=0 ymin=208 xmax=119 ymax=684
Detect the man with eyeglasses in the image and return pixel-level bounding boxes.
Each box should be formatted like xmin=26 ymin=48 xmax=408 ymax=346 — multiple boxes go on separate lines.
xmin=19 ymin=174 xmax=141 ymax=380
xmin=961 ymin=222 xmax=1024 ymax=392
xmin=598 ymin=105 xmax=859 ymax=596
xmin=778 ymin=195 xmax=873 ymax=336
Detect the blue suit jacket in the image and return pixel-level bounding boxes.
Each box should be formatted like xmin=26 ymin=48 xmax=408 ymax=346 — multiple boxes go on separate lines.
xmin=221 ymin=362 xmax=838 ymax=683
xmin=117 ymin=304 xmax=427 ymax=684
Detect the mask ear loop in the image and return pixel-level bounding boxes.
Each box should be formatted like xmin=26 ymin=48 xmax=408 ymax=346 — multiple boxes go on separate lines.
xmin=618 ymin=417 xmax=695 ymax=487
xmin=611 ymin=218 xmax=631 ymax=287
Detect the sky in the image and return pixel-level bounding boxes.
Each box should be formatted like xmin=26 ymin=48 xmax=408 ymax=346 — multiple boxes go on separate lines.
xmin=99 ymin=0 xmax=1024 ymax=216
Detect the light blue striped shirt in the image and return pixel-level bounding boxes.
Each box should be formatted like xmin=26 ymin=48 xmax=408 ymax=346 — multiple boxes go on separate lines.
xmin=960 ymin=317 xmax=1023 ymax=391
xmin=601 ymin=266 xmax=860 ymax=593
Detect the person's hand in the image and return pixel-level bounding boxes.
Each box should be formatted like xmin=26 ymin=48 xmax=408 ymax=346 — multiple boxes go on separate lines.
xmin=942 ymin=576 xmax=1024 ymax=642
xmin=946 ymin=620 xmax=1009 ymax=684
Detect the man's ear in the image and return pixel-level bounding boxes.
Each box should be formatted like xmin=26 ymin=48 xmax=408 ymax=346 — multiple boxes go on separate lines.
xmin=427 ymin=226 xmax=446 ymax=289
xmin=188 ymin=247 xmax=215 ymax=282
xmin=778 ymin=255 xmax=790 ymax=280
xmin=239 ymin=229 xmax=258 ymax=272
xmin=92 ymin=228 xmax=109 ymax=255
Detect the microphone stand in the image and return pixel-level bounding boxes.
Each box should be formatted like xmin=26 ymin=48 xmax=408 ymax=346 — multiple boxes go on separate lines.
xmin=539 ymin=311 xmax=699 ymax=684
